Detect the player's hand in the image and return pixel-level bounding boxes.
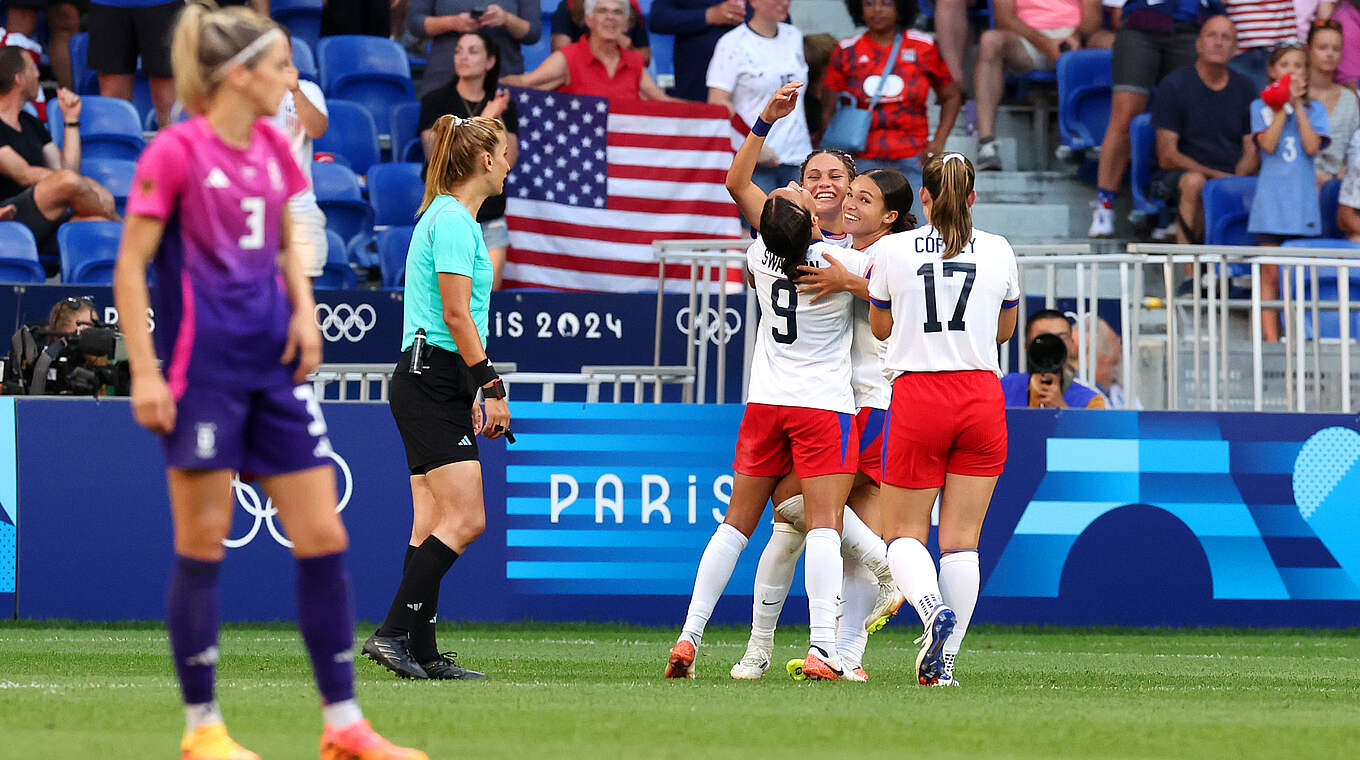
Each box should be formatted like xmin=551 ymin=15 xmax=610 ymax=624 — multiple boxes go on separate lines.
xmin=131 ymin=372 xmax=176 ymax=434
xmin=481 ymin=395 xmax=511 ymax=439
xmin=57 ymin=87 xmax=81 ymax=122
xmin=1030 ymin=372 xmax=1068 ymax=408
xmin=472 ymin=400 xmax=485 ymax=433
xmin=796 ymin=253 xmax=857 ymax=303
xmin=282 ymin=310 xmax=323 ymax=384
xmin=478 ymin=4 xmax=508 ymax=28
xmin=481 ymin=88 xmax=511 ymax=120
xmin=705 ymin=0 xmax=746 ymax=27
xmin=760 ymin=80 xmax=803 ymax=124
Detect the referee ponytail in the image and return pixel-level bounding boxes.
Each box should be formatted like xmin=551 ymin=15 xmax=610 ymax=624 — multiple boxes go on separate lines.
xmin=420 ymin=114 xmax=505 ymax=217
xmin=922 ymin=152 xmax=975 ymax=260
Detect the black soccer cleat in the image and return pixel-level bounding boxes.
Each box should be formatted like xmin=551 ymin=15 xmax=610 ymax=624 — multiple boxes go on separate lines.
xmin=362 ymin=632 xmax=429 ymax=680
xmin=419 ymin=651 xmax=487 ymax=680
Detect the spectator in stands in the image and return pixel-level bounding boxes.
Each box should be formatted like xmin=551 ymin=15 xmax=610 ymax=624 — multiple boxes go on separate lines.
xmin=551 ymin=0 xmax=651 ymax=65
xmin=649 ymin=0 xmax=750 ymax=101
xmin=1225 ymin=0 xmax=1297 ymax=90
xmin=1072 ymin=314 xmax=1136 ymax=408
xmin=1294 ymin=1 xmax=1337 ymax=37
xmin=1334 ymin=128 xmax=1360 ymax=237
xmin=1088 ymin=0 xmax=1225 ymax=238
xmin=268 ymin=40 xmax=331 ymax=281
xmin=932 ymin=0 xmax=981 ymax=87
xmin=409 ymin=0 xmax=543 ymax=96
xmin=1151 ymin=13 xmax=1257 ymax=249
xmin=1249 ymin=44 xmax=1328 ymax=341
xmin=0 ymin=47 xmax=117 ymax=260
xmin=323 ymin=0 xmax=393 ymax=37
xmin=502 ymin=0 xmax=679 ymax=100
xmin=88 ymin=0 xmax=181 ymax=128
xmin=420 ymin=30 xmax=518 ymax=288
xmin=823 ymin=0 xmax=960 ymax=218
xmin=1 ymin=2 xmax=82 ymax=90
xmin=1337 ymin=1 xmax=1360 ymax=86
xmin=974 ymin=0 xmax=1113 ymax=171
xmin=1309 ymin=18 xmax=1357 ymax=185
xmin=1001 ymin=309 xmax=1107 ymax=409
xmin=706 ymin=0 xmax=810 ymax=192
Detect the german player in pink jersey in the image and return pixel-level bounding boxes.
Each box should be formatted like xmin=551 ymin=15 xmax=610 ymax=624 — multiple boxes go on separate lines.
xmin=868 ymin=153 xmax=1021 ymax=687
xmin=112 ymin=6 xmax=425 ymax=760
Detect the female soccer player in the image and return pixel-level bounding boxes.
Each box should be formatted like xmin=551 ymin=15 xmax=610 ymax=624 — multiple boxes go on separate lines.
xmin=112 ymin=6 xmax=425 ymax=759
xmin=364 ymin=113 xmax=512 ymax=682
xmin=868 ymin=153 xmax=1020 ymax=687
xmin=665 ymin=184 xmax=870 ymax=681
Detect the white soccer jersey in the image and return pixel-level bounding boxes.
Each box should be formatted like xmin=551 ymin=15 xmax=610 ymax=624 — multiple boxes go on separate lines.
xmin=851 ymin=237 xmax=892 ymax=410
xmin=746 ymin=238 xmax=871 ymax=414
xmin=707 ymin=23 xmax=813 ymax=166
xmin=867 ymin=225 xmax=1021 ymax=377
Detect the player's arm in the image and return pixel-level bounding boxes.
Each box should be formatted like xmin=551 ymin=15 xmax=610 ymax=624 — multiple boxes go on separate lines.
xmin=277 ymin=206 xmax=322 ymax=384
xmin=797 ymin=252 xmax=869 ymax=303
xmin=869 ymin=303 xmax=893 ymax=340
xmin=439 ymin=271 xmax=510 ymax=438
xmin=114 ymin=214 xmax=174 ymax=433
xmin=998 ymin=300 xmax=1019 ymax=343
xmin=726 ymin=81 xmax=803 ymax=230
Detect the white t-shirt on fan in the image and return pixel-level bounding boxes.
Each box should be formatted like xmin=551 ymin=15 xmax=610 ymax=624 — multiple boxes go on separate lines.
xmin=267 ymin=80 xmax=328 ymax=210
xmin=746 ymin=237 xmax=871 ymax=414
xmin=867 ymin=225 xmax=1021 ymax=378
xmin=707 ymin=22 xmax=813 ymax=167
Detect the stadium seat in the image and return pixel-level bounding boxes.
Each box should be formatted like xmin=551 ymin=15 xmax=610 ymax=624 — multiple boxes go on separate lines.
xmin=48 ymin=95 xmax=144 ymax=161
xmin=316 ymin=36 xmax=416 ymax=137
xmin=312 ymin=162 xmax=376 ymax=265
xmin=292 ymin=36 xmax=319 ymax=83
xmin=1129 ymin=112 xmax=1162 ymax=218
xmin=648 ymin=32 xmax=674 ymax=87
xmin=1282 ymin=238 xmax=1360 ymax=339
xmin=273 ymin=0 xmax=324 ymax=54
xmin=1203 ymin=176 xmax=1257 ymax=246
xmin=1320 ymin=178 xmax=1344 ymax=240
xmin=391 ymin=101 xmax=424 ymax=163
xmin=315 ymin=230 xmax=360 ymax=290
xmin=57 ymin=220 xmax=123 ymax=285
xmin=524 ymin=14 xmax=556 ymax=72
xmin=0 ymin=222 xmax=46 ymax=284
xmin=367 ymin=163 xmax=425 ymax=227
xmin=1057 ymin=49 xmax=1112 ymax=152
xmin=313 ymin=99 xmax=382 ymax=175
xmin=379 ymin=225 xmax=415 ymax=290
xmin=81 ymin=158 xmax=136 ymax=217
xmin=70 ymin=32 xmax=96 ymax=94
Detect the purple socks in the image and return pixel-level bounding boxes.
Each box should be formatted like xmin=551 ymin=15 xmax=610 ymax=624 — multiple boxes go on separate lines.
xmin=166 ymin=555 xmax=221 ymax=706
xmin=296 ymin=552 xmax=356 ymax=705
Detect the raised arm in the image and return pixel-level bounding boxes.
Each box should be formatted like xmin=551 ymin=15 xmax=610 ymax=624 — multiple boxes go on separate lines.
xmin=726 ymin=81 xmax=802 ymax=230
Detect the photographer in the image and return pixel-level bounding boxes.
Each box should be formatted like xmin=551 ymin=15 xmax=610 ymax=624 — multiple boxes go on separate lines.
xmin=1000 ymin=309 xmax=1106 ymax=409
xmin=3 ymin=295 xmax=126 ymax=396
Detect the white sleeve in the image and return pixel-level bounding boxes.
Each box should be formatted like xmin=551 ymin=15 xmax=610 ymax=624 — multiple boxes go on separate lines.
xmin=706 ymin=33 xmax=739 ymax=92
xmin=868 ymin=252 xmax=892 ymax=307
xmin=297 ymin=79 xmax=328 ymax=118
xmin=836 ymin=246 xmax=871 ymax=278
xmin=1002 ymin=243 xmax=1021 ymax=305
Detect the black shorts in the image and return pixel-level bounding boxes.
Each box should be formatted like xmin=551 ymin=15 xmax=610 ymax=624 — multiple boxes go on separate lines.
xmin=87 ymin=1 xmax=181 ymax=78
xmin=2 ymin=186 xmax=71 ymax=251
xmin=390 ymin=344 xmax=479 ymax=475
xmin=1112 ymin=26 xmax=1199 ymax=96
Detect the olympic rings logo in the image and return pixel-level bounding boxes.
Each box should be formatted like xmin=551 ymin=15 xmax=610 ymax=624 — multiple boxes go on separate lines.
xmin=223 ymin=449 xmax=354 ymax=549
xmin=314 ymin=303 xmax=377 ymax=343
xmin=675 ymin=306 xmax=742 ymax=346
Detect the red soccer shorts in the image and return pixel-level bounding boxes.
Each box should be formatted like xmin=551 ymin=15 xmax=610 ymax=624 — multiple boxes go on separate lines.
xmin=881 ymin=370 xmax=1008 ymax=489
xmin=732 ymin=403 xmax=859 ymax=479
xmin=855 ymin=406 xmax=887 ymax=485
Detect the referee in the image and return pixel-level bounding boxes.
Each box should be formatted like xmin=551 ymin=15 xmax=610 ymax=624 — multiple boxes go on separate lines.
xmin=364 ymin=114 xmax=512 ymax=680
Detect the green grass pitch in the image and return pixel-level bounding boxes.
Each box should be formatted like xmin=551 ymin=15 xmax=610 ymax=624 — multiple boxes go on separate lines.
xmin=2 ymin=621 xmax=1358 ymax=759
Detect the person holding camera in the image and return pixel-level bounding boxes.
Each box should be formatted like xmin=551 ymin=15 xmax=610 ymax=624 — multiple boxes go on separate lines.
xmin=1000 ymin=309 xmax=1107 ymax=409
xmin=3 ymin=295 xmax=125 ymax=396
xmin=409 ymin=0 xmax=543 ymax=96
xmin=365 ymin=114 xmax=511 ymax=681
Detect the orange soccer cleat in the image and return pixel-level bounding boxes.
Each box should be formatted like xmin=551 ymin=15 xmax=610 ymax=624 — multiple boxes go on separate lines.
xmin=320 ymin=719 xmax=428 ymax=760
xmin=180 ymin=723 xmax=260 ymax=760
xmin=664 ymin=640 xmax=696 ymax=679
xmin=800 ymin=647 xmax=845 ymax=681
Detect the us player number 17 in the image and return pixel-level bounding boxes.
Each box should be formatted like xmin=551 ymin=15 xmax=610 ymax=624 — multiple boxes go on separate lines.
xmin=240 ymin=196 xmax=265 ymax=250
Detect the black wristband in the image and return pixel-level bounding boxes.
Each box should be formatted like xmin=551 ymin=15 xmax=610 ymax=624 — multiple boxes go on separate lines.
xmin=482 ymin=377 xmax=507 ymax=400
xmin=468 ymin=358 xmax=499 ymax=388
xmin=65 ymin=121 xmax=80 ymax=128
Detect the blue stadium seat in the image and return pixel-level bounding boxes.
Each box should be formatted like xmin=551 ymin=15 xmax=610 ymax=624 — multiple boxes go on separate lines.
xmin=273 ymin=0 xmax=324 ymax=54
xmin=1320 ymin=178 xmax=1344 ymax=239
xmin=1203 ymin=176 xmax=1258 ymax=246
xmin=648 ymin=32 xmax=674 ymax=83
xmin=1282 ymin=238 xmax=1360 ymax=339
xmin=0 ymin=222 xmax=46 ymax=284
xmin=292 ymin=36 xmax=319 ymax=83
xmin=317 ymin=36 xmax=416 ymax=137
xmin=81 ymin=158 xmax=136 ymax=217
xmin=367 ymin=163 xmax=425 ymax=226
xmin=1129 ymin=112 xmax=1162 ymax=218
xmin=379 ymin=225 xmax=415 ymax=290
xmin=70 ymin=32 xmax=96 ymax=94
xmin=524 ymin=13 xmax=556 ymax=72
xmin=49 ymin=96 xmax=144 ymax=161
xmin=312 ymin=162 xmax=376 ymax=266
xmin=315 ymin=230 xmax=360 ymax=290
xmin=1057 ymin=49 xmax=1112 ymax=152
xmin=391 ymin=101 xmax=424 ymax=163
xmin=57 ymin=220 xmax=123 ymax=285
xmin=313 ymin=99 xmax=382 ymax=175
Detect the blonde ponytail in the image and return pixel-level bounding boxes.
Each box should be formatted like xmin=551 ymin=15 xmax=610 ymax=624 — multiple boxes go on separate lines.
xmin=172 ymin=3 xmax=281 ymax=116
xmin=419 ymin=115 xmax=505 ymax=216
xmin=922 ymin=152 xmax=975 ymax=259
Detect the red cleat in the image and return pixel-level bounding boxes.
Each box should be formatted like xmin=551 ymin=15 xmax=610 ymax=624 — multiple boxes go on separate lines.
xmin=664 ymin=640 xmax=696 ymax=678
xmin=319 ymin=719 xmax=427 ymax=760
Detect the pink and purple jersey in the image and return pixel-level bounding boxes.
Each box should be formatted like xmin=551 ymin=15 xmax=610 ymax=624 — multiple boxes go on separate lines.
xmin=128 ymin=117 xmax=308 ymax=397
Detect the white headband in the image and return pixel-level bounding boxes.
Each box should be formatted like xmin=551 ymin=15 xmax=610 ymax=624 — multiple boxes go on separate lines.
xmin=215 ymin=28 xmax=284 ymax=78
xmin=942 ymin=152 xmax=967 ymax=166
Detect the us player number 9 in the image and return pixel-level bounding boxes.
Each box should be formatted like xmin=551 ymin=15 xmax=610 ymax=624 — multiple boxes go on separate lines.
xmin=770 ymin=279 xmax=798 ymax=344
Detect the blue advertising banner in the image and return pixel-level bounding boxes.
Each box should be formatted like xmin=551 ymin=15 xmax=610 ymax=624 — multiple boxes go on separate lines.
xmin=11 ymin=400 xmax=1360 ymax=627
xmin=0 ymin=397 xmax=15 ymax=618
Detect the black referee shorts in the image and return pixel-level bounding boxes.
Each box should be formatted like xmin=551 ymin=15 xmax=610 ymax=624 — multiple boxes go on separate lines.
xmin=390 ymin=344 xmax=479 ymax=475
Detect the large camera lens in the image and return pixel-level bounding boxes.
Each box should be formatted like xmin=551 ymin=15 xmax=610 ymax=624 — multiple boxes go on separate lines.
xmin=69 ymin=326 xmax=116 ymax=358
xmin=1027 ymin=333 xmax=1068 ymax=375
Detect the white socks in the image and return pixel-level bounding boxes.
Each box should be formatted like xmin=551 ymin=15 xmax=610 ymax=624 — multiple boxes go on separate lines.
xmin=804 ymin=527 xmax=843 ymax=653
xmin=321 ymin=699 xmax=363 ymax=729
xmin=184 ymin=702 xmax=224 ymax=732
xmin=939 ymin=550 xmax=979 ymax=668
xmin=749 ymin=521 xmax=805 ymax=649
xmin=835 ymin=556 xmax=876 ymax=668
xmin=680 ymin=522 xmax=748 ymax=646
xmin=840 ymin=508 xmax=892 ymax=583
xmin=887 ymin=537 xmax=943 ymax=624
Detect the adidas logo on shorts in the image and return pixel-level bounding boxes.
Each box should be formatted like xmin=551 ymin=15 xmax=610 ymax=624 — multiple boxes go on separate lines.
xmin=458 ymin=435 xmax=473 ymax=446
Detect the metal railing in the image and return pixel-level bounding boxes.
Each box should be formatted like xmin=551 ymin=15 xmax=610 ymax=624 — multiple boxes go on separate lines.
xmin=309 ymin=362 xmax=694 ymax=403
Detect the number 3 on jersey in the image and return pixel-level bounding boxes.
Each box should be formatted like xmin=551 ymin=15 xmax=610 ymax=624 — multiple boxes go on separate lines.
xmin=918 ymin=261 xmax=975 ymax=333
xmin=239 ymin=197 xmax=265 ymax=250
xmin=770 ymin=279 xmax=798 ymax=344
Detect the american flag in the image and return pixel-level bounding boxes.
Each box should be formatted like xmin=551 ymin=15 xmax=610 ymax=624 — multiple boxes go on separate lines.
xmin=503 ymin=88 xmax=744 ymax=292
